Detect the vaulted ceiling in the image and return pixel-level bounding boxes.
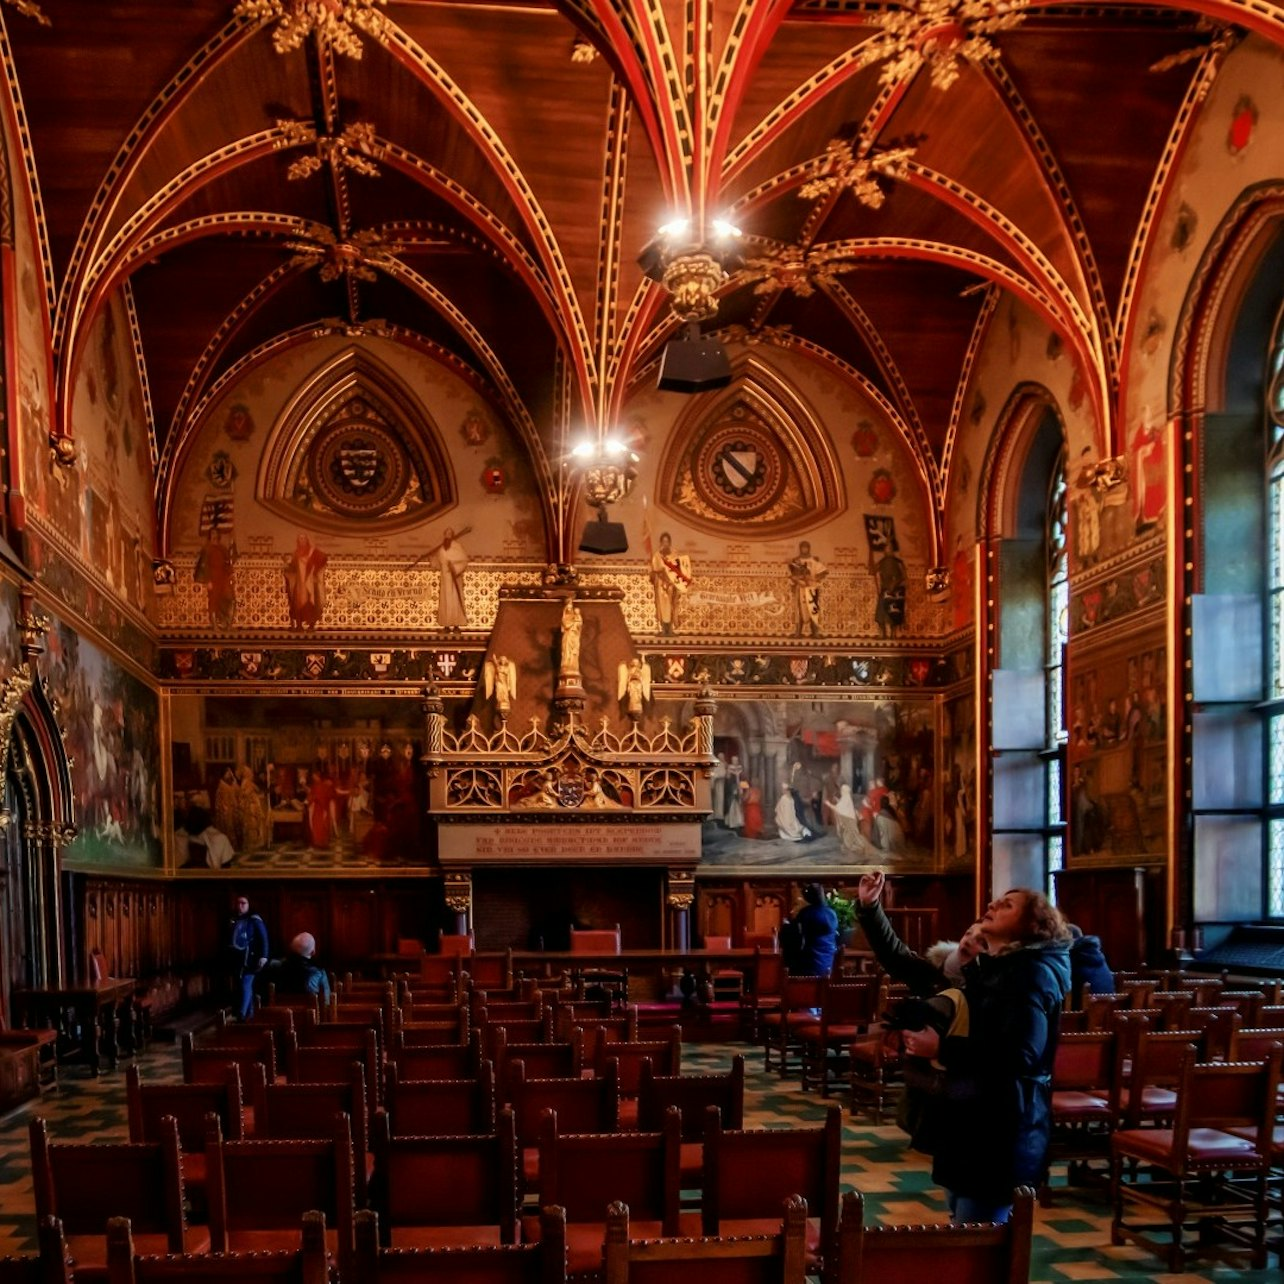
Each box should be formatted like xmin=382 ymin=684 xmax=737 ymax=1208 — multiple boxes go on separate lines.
xmin=2 ymin=0 xmax=1258 ymax=552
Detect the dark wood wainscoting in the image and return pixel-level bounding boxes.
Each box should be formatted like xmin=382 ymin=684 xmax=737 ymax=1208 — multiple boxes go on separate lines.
xmin=695 ymin=874 xmax=976 ymax=947
xmin=1053 ymin=865 xmax=1161 ymax=970
xmin=70 ymin=876 xmax=446 ymax=993
xmin=471 ymin=867 xmax=665 ymax=952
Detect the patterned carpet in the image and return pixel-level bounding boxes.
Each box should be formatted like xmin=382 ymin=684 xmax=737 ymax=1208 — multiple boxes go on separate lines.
xmin=0 ymin=1034 xmax=1277 ymax=1281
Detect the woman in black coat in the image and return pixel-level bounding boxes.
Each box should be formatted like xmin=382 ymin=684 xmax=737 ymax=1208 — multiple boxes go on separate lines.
xmin=857 ymin=877 xmax=1071 ymax=1225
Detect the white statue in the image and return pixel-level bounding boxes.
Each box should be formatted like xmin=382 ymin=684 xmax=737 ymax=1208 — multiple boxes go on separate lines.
xmin=617 ymin=657 xmax=651 ymax=717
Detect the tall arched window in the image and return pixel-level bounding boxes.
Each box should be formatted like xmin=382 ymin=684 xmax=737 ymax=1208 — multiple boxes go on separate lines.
xmin=1264 ymin=315 xmax=1284 ymax=915
xmin=990 ymin=405 xmax=1068 ymax=899
xmin=1045 ymin=463 xmax=1069 ymax=890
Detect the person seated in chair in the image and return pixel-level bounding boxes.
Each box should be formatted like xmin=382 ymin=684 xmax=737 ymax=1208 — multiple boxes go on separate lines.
xmin=267 ymin=931 xmax=331 ymax=1004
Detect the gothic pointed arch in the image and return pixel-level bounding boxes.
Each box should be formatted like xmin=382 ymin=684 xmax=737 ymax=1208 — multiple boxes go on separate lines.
xmin=1 ymin=670 xmax=76 ymax=999
xmin=258 ymin=347 xmax=457 ymax=536
xmin=654 ymin=355 xmax=845 ymax=537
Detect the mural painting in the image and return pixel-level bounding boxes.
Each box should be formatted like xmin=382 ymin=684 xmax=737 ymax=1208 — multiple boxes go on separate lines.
xmin=942 ymin=693 xmax=976 ymax=867
xmin=1068 ymin=636 xmax=1167 ymax=861
xmin=39 ymin=621 xmax=162 ymax=869
xmin=169 ymin=694 xmax=430 ymax=872
xmin=0 ymin=579 xmax=19 ymax=677
xmin=697 ymin=698 xmax=935 ymax=871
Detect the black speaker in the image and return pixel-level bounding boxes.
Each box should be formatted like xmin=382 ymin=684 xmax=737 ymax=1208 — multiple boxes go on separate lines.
xmin=657 ymin=326 xmax=732 ymax=393
xmin=578 ymin=511 xmax=629 ymax=555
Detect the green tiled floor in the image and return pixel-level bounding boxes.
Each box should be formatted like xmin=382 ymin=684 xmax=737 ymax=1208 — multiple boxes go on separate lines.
xmin=0 ymin=1036 xmax=1277 ymax=1282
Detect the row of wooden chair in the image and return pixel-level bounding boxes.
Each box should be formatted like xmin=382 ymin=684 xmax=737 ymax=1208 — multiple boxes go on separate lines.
xmin=29 ymin=1098 xmax=846 ymax=1283
xmin=11 ymin=1183 xmax=1036 ymax=1284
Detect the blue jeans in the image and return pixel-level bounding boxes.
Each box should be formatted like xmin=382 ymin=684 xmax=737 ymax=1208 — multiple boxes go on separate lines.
xmin=236 ymin=971 xmax=257 ymax=1020
xmin=945 ymin=1190 xmax=1012 ymax=1225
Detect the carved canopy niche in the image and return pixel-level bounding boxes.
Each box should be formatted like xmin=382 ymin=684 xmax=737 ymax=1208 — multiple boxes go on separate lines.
xmin=258 ymin=348 xmax=456 ymax=534
xmin=654 ymin=355 xmax=845 ymax=537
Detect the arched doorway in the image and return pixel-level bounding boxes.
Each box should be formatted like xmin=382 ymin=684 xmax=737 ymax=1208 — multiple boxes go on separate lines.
xmin=0 ymin=664 xmax=76 ymax=1022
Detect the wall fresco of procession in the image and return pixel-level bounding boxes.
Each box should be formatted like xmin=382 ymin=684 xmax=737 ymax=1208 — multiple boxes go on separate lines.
xmin=694 ymin=697 xmax=936 ymax=872
xmin=168 ymin=693 xmax=431 ymax=873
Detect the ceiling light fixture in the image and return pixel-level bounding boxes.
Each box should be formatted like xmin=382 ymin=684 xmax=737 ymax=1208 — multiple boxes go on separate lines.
xmin=569 ymin=437 xmax=638 ymax=556
xmin=639 ymin=215 xmax=743 ymax=393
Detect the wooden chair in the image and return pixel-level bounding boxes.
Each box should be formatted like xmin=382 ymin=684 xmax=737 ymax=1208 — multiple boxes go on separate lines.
xmin=1255 ymin=1004 xmax=1284 ymax=1029
xmin=387 ymin=1041 xmax=476 ymax=1082
xmin=493 ymin=1031 xmax=583 ymax=1101
xmin=104 ymin=1212 xmax=328 ymax=1284
xmin=246 ymin=1061 xmax=372 ymax=1204
xmin=395 ymin=1003 xmax=469 ymax=1047
xmin=0 ymin=1216 xmax=73 ymax=1284
xmin=523 ymin=1108 xmax=681 ymax=1279
xmin=740 ymin=950 xmax=785 ymax=1043
xmin=1183 ymin=1006 xmax=1240 ymax=1061
xmin=603 ymin=1194 xmax=808 ymax=1284
xmin=702 ymin=936 xmax=747 ymax=1004
xmin=700 ymin=1104 xmax=842 ymax=1284
xmin=414 ymin=955 xmax=463 ymax=1001
xmin=797 ymin=979 xmax=881 ymax=1095
xmin=596 ymin=1028 xmax=681 ymax=1123
xmin=569 ymin=926 xmax=627 ymax=1005
xmin=244 ymin=1007 xmax=304 ymax=1061
xmin=1118 ymin=1023 xmax=1205 ymax=1129
xmin=384 ymin=1062 xmax=496 ymax=1136
xmin=437 ymin=933 xmax=475 ymax=958
xmin=637 ymin=1057 xmax=744 ymax=1198
xmin=29 ymin=1116 xmax=209 ymax=1269
xmin=1214 ymin=991 xmax=1266 ymax=1025
xmin=463 ymin=952 xmax=516 ymax=998
xmin=125 ymin=1064 xmax=244 ymax=1201
xmin=847 ymin=1029 xmax=901 ymax=1125
xmin=1041 ymin=1031 xmax=1118 ymax=1203
xmin=285 ymin=1030 xmax=380 ymax=1115
xmin=509 ymin=1059 xmax=619 ymax=1190
xmin=205 ymin=1113 xmax=356 ymax=1262
xmin=371 ymin=1106 xmax=520 ymax=1248
xmin=182 ymin=1033 xmax=277 ymax=1087
xmin=760 ymin=977 xmax=823 ymax=1078
xmin=350 ymin=1206 xmax=568 ymax=1284
xmin=835 ymin=1187 xmax=1035 ymax=1284
xmin=264 ymin=992 xmax=323 ymax=1024
xmin=1110 ymin=1044 xmax=1282 ymax=1270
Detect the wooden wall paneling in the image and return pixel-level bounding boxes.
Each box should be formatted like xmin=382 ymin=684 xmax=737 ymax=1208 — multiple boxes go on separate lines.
xmin=1053 ymin=866 xmax=1149 ymax=969
xmin=329 ymin=886 xmax=379 ymax=964
xmin=751 ymin=885 xmax=788 ymax=934
xmin=698 ymin=889 xmax=738 ymax=943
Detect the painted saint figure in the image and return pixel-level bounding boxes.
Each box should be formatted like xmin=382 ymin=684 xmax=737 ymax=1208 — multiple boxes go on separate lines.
xmin=196 ymin=530 xmax=236 ymax=627
xmin=559 ymin=599 xmax=583 ymax=681
xmin=873 ymin=546 xmax=907 ymax=638
xmin=788 ymin=541 xmax=827 ymax=637
xmin=650 ymin=531 xmax=693 ymax=634
xmin=434 ymin=527 xmax=469 ymax=631
xmin=284 ymin=533 xmax=327 ymax=629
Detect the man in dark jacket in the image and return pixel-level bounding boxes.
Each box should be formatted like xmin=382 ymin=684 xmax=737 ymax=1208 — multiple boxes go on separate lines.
xmin=268 ymin=931 xmax=331 ymax=1004
xmin=226 ymin=894 xmax=269 ymax=1019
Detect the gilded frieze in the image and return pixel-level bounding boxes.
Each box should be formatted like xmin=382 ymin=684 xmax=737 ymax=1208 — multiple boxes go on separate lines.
xmin=157 ymin=555 xmax=948 ymax=639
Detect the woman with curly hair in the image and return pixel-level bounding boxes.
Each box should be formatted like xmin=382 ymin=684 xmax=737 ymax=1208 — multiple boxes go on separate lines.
xmin=858 ymin=875 xmax=1071 ymax=1225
